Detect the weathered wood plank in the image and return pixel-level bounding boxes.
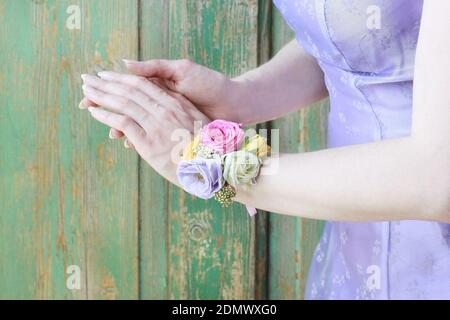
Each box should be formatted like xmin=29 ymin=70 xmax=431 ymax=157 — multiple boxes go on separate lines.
xmin=0 ymin=0 xmax=139 ymax=299
xmin=0 ymin=0 xmax=330 ymax=300
xmin=138 ymin=0 xmax=171 ymax=300
xmin=268 ymin=6 xmax=328 ymax=299
xmin=139 ymin=0 xmax=260 ymax=299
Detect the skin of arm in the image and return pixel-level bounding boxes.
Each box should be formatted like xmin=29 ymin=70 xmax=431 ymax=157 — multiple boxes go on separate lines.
xmin=230 ymin=39 xmax=329 ymax=124
xmin=234 ymin=0 xmax=450 ymax=222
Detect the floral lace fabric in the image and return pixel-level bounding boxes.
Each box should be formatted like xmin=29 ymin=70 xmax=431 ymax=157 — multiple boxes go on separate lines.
xmin=273 ymin=0 xmax=450 ymax=299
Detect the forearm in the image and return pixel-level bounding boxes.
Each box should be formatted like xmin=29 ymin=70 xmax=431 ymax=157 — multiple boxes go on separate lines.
xmin=233 ymin=2 xmax=450 ymax=222
xmin=230 ymin=40 xmax=328 ymax=124
xmin=234 ymin=136 xmax=448 ymax=222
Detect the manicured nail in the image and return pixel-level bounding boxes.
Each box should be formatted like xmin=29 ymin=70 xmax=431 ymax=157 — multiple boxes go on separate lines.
xmin=122 ymin=59 xmax=138 ymax=64
xmin=97 ymin=71 xmax=108 ymax=78
xmin=82 ymin=84 xmax=94 ymax=92
xmin=78 ymin=100 xmax=87 ymax=109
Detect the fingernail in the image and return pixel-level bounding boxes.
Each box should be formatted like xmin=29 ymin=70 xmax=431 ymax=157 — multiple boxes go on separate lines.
xmin=109 ymin=130 xmax=114 ymax=139
xmin=97 ymin=71 xmax=108 ymax=78
xmin=124 ymin=139 xmax=131 ymax=148
xmin=81 ymin=74 xmax=88 ymax=81
xmin=78 ymin=100 xmax=87 ymax=109
xmin=88 ymin=106 xmax=97 ymax=113
xmin=122 ymin=59 xmax=138 ymax=64
xmin=82 ymin=84 xmax=94 ymax=92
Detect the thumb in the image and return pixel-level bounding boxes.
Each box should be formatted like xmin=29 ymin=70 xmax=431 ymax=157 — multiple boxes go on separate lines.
xmin=123 ymin=59 xmax=187 ymax=81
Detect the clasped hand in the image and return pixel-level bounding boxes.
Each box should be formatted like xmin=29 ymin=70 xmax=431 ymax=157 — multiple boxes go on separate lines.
xmin=80 ymin=68 xmax=209 ymax=184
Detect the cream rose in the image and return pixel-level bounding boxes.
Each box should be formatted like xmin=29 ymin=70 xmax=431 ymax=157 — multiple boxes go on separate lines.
xmin=222 ymin=150 xmax=261 ymax=186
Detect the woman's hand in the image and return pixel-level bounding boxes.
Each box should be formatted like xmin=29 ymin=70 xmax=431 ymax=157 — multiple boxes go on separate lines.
xmin=80 ymin=72 xmax=209 ymax=185
xmin=122 ymin=59 xmax=246 ymax=122
xmin=79 ymin=59 xmax=241 ymax=144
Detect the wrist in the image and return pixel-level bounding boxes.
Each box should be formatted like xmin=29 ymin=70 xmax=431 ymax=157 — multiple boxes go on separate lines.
xmin=159 ymin=158 xmax=181 ymax=188
xmin=175 ymin=119 xmax=271 ymax=216
xmin=226 ymin=76 xmax=255 ymax=125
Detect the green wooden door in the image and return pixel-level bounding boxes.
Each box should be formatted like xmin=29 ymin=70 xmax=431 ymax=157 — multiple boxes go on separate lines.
xmin=0 ymin=0 xmax=327 ymax=299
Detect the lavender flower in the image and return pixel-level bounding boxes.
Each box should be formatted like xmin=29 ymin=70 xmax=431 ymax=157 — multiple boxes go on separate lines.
xmin=176 ymin=158 xmax=224 ymax=199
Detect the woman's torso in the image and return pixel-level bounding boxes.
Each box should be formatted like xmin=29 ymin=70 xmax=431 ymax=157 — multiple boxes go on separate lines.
xmin=273 ymin=0 xmax=450 ymax=299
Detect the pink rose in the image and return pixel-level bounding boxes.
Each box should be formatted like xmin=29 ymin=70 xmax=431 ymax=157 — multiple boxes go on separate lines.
xmin=200 ymin=120 xmax=244 ymax=155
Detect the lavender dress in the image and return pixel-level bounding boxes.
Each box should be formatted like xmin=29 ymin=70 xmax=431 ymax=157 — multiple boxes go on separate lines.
xmin=273 ymin=0 xmax=450 ymax=299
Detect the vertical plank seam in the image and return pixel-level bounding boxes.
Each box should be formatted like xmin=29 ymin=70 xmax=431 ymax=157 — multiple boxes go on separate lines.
xmin=137 ymin=0 xmax=143 ymax=301
xmin=85 ymin=245 xmax=89 ymax=299
xmin=165 ymin=0 xmax=172 ymax=300
xmin=256 ymin=0 xmax=273 ymax=301
xmin=265 ymin=2 xmax=273 ymax=302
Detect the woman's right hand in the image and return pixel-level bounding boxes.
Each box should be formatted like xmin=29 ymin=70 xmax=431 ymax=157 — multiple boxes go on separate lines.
xmin=79 ymin=59 xmax=248 ymax=145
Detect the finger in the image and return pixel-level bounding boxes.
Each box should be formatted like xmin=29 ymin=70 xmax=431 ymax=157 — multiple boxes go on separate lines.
xmin=148 ymin=77 xmax=209 ymax=125
xmin=109 ymin=128 xmax=124 ymax=139
xmin=79 ymin=97 xmax=97 ymax=109
xmin=80 ymin=90 xmax=125 ymax=138
xmin=97 ymin=71 xmax=175 ymax=107
xmin=123 ymin=138 xmax=134 ymax=149
xmin=123 ymin=59 xmax=188 ymax=81
xmin=149 ymin=77 xmax=169 ymax=88
xmin=162 ymin=85 xmax=210 ymax=123
xmin=82 ymin=84 xmax=153 ymax=130
xmin=88 ymin=107 xmax=145 ymax=145
xmin=81 ymin=99 xmax=125 ymax=139
xmin=82 ymin=74 xmax=158 ymax=118
xmin=109 ymin=128 xmax=133 ymax=149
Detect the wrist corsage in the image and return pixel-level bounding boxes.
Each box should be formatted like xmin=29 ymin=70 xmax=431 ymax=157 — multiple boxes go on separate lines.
xmin=176 ymin=120 xmax=270 ymax=216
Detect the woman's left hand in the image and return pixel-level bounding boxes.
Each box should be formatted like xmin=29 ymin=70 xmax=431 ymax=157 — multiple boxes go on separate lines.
xmin=80 ymin=71 xmax=209 ymax=185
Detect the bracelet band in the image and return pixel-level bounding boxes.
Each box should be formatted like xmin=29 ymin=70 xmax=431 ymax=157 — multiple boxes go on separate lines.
xmin=176 ymin=120 xmax=270 ymax=216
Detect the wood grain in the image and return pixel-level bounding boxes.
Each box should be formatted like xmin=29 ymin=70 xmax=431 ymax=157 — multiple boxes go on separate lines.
xmin=0 ymin=0 xmax=139 ymax=299
xmin=138 ymin=0 xmax=170 ymax=300
xmin=139 ymin=0 xmax=260 ymax=300
xmin=0 ymin=0 xmax=329 ymax=300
